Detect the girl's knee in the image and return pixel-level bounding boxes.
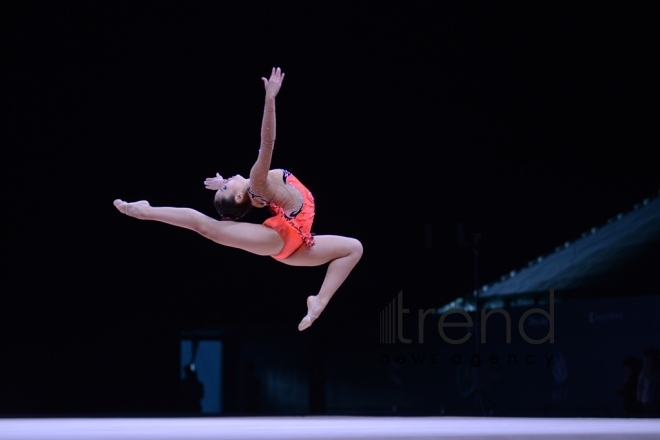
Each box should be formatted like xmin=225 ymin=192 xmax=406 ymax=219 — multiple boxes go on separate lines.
xmin=193 ymin=218 xmax=219 ymax=239
xmin=350 ymin=238 xmax=364 ymax=259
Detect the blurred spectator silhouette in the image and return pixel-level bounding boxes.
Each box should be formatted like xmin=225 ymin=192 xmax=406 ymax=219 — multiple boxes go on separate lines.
xmin=637 ymin=347 xmax=660 ymax=416
xmin=180 ymin=363 xmax=204 ymax=414
xmin=617 ymin=355 xmax=643 ymax=416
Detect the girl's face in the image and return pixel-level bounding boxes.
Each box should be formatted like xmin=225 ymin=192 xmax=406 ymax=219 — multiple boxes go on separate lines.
xmin=215 ymin=175 xmax=248 ymax=200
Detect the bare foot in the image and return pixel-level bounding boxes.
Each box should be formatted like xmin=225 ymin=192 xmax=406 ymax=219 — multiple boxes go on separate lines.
xmin=113 ymin=199 xmax=150 ymax=219
xmin=298 ymin=295 xmax=324 ymax=331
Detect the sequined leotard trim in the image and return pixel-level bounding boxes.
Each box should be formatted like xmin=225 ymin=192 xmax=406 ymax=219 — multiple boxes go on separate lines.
xmin=247 ymin=170 xmax=302 ymax=218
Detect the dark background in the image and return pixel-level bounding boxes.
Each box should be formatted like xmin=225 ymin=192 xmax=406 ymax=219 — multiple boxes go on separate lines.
xmin=2 ymin=1 xmax=658 ymax=415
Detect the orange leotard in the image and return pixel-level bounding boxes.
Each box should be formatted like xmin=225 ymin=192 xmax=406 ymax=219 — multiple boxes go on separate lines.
xmin=249 ymin=170 xmax=315 ymax=260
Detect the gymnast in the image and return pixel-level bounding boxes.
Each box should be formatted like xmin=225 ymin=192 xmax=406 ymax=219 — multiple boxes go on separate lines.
xmin=114 ymin=67 xmax=363 ymax=331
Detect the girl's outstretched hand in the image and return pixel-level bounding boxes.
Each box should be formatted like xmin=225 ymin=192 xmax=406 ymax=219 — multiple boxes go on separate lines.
xmin=262 ymin=67 xmax=285 ymax=98
xmin=204 ymin=173 xmax=226 ymax=190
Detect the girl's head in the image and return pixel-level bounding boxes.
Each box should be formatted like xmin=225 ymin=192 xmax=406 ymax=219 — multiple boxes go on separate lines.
xmin=213 ymin=175 xmax=253 ymax=220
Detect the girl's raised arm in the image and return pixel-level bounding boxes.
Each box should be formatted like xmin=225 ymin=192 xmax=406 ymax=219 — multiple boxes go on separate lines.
xmin=249 ymin=67 xmax=285 ymax=198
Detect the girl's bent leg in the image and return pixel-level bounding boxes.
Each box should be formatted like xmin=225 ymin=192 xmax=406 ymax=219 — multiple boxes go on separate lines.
xmin=113 ymin=199 xmax=284 ymax=256
xmin=281 ymin=235 xmax=363 ymax=330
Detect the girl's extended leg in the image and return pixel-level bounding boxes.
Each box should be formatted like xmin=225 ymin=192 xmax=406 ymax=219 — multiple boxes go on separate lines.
xmin=281 ymin=235 xmax=363 ymax=330
xmin=113 ymin=199 xmax=284 ymax=256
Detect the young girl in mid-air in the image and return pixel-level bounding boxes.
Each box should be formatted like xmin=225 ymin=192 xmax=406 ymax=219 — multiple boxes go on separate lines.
xmin=114 ymin=67 xmax=363 ymax=331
